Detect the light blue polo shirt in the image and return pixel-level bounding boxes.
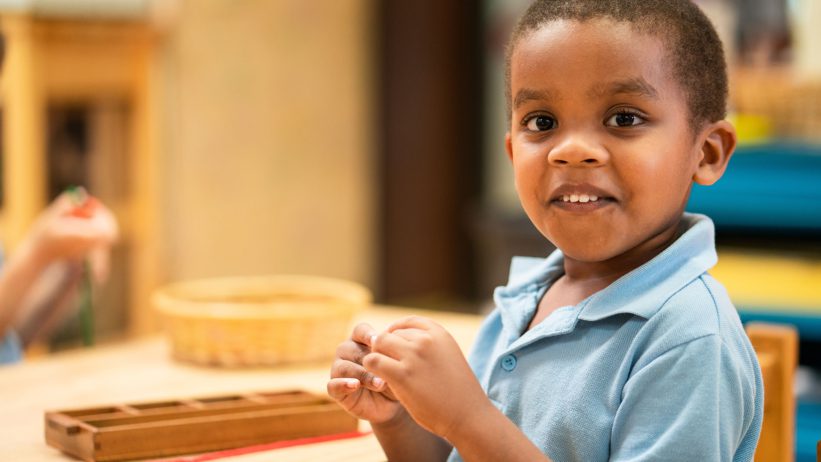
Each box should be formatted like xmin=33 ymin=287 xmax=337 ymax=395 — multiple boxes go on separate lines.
xmin=448 ymin=213 xmax=763 ymax=461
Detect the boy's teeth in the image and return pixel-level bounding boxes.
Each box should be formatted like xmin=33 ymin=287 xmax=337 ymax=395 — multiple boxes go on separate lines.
xmin=560 ymin=194 xmax=601 ymax=203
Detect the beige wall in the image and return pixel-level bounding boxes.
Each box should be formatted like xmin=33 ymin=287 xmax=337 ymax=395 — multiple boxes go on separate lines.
xmin=158 ymin=1 xmax=375 ymax=292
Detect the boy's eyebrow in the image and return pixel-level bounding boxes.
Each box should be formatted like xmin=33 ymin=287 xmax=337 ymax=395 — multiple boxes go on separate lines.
xmin=512 ymin=78 xmax=659 ymax=111
xmin=513 ymin=88 xmax=555 ymax=110
xmin=589 ymin=78 xmax=659 ymax=99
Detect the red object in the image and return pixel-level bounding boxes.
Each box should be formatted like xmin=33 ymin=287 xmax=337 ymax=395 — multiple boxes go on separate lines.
xmin=70 ymin=197 xmax=99 ymax=218
xmin=155 ymin=431 xmax=372 ymax=462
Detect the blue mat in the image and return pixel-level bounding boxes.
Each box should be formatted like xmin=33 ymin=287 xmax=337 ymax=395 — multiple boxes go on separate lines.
xmin=687 ymin=142 xmax=821 ymax=231
xmin=797 ymin=399 xmax=821 ymax=462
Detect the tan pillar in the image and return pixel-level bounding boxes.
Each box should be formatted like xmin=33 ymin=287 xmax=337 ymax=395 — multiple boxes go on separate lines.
xmin=1 ymin=14 xmax=46 ymax=251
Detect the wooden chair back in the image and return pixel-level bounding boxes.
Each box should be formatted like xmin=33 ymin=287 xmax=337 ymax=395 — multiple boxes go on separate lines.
xmin=746 ymin=322 xmax=798 ymax=462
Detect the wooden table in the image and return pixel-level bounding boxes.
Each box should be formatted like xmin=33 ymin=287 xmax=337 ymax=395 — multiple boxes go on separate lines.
xmin=0 ymin=306 xmax=483 ymax=461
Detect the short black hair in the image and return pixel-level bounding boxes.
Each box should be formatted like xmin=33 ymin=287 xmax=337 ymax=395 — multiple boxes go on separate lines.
xmin=505 ymin=0 xmax=728 ymax=129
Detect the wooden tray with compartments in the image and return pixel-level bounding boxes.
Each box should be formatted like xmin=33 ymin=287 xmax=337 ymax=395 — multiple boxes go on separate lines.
xmin=45 ymin=390 xmax=358 ymax=461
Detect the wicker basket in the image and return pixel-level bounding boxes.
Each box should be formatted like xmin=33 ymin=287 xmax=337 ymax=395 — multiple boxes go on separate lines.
xmin=153 ymin=275 xmax=371 ymax=367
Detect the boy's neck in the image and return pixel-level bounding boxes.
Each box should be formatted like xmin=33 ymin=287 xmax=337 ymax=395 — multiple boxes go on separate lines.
xmin=530 ymin=217 xmax=686 ymax=331
xmin=561 ymin=218 xmax=684 ymax=287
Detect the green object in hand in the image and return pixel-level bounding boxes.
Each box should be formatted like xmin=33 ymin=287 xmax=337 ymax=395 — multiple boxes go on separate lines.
xmin=66 ymin=186 xmax=94 ymax=347
xmin=78 ymin=261 xmax=94 ymax=346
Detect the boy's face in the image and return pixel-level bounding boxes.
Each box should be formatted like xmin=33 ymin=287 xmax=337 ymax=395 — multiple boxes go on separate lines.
xmin=506 ymin=19 xmax=706 ymax=265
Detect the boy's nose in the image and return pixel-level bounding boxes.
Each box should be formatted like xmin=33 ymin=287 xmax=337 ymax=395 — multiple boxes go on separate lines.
xmin=547 ymin=137 xmax=608 ymax=166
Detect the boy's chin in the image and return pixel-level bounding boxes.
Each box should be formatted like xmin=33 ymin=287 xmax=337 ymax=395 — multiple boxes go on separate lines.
xmin=557 ymin=246 xmax=621 ymax=264
xmin=549 ymin=235 xmax=634 ymax=265
xmin=546 ymin=235 xmax=621 ymax=264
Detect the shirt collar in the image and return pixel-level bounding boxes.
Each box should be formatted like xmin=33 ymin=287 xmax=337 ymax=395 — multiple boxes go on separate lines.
xmin=492 ymin=251 xmax=563 ymax=339
xmin=493 ymin=213 xmax=717 ymax=333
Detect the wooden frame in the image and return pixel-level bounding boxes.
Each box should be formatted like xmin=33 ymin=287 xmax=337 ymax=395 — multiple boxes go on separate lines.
xmin=44 ymin=390 xmax=358 ymax=461
xmin=746 ymin=322 xmax=798 ymax=462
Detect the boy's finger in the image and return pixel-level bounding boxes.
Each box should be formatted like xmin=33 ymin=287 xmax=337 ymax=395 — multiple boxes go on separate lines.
xmin=330 ymin=359 xmax=387 ymax=392
xmin=388 ymin=328 xmax=425 ymax=342
xmin=351 ymin=322 xmax=378 ymax=347
xmin=363 ymin=351 xmax=404 ymax=383
xmin=327 ymin=378 xmax=361 ymax=401
xmin=387 ymin=315 xmax=436 ymax=332
xmin=335 ymin=339 xmax=370 ymax=364
xmin=380 ymin=383 xmax=399 ymax=402
xmin=371 ymin=331 xmax=416 ymax=360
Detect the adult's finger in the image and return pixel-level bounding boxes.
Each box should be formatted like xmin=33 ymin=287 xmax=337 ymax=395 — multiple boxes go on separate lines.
xmin=88 ymin=246 xmax=111 ymax=283
xmin=48 ymin=191 xmax=79 ymax=215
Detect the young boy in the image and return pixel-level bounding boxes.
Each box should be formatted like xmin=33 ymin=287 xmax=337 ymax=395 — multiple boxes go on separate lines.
xmin=329 ymin=1 xmax=763 ymax=460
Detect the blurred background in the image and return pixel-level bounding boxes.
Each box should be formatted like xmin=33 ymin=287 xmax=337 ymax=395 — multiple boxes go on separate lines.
xmin=0 ymin=0 xmax=819 ymax=457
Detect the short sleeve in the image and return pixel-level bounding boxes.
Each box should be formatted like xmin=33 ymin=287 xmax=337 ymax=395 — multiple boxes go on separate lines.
xmin=0 ymin=330 xmax=23 ymax=365
xmin=610 ymin=334 xmax=755 ymax=462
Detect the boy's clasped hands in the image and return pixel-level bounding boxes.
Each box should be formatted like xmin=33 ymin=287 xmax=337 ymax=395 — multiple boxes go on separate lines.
xmin=328 ymin=316 xmax=488 ymax=441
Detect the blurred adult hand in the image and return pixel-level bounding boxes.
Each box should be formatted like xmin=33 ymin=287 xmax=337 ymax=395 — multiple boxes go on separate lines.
xmin=0 ymin=190 xmax=119 ymax=352
xmin=18 ymin=189 xmax=118 ymax=283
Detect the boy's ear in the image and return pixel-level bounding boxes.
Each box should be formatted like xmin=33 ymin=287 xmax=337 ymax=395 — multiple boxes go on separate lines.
xmin=505 ymin=132 xmax=513 ymax=162
xmin=693 ymin=120 xmax=736 ymax=186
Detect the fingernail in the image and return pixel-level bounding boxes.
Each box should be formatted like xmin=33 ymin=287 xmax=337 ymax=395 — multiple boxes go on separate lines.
xmin=370 ymin=335 xmax=377 ymax=348
xmin=372 ymin=376 xmax=384 ymax=388
xmin=344 ymin=379 xmax=359 ymax=389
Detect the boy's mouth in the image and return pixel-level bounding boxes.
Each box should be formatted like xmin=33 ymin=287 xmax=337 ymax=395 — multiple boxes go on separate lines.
xmin=549 ymin=183 xmax=616 ymax=209
xmin=559 ymin=194 xmax=600 ymax=203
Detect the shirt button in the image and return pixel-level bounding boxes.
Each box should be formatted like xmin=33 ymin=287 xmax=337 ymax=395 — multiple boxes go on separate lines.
xmin=501 ymin=354 xmax=517 ymax=372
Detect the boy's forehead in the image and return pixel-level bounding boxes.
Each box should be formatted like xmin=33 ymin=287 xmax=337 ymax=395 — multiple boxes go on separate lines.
xmin=516 ymin=17 xmax=671 ymax=58
xmin=514 ymin=18 xmax=669 ymax=66
xmin=510 ymin=19 xmax=678 ymax=99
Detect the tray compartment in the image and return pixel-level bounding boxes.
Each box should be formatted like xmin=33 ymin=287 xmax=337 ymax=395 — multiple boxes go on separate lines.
xmin=45 ymin=390 xmax=358 ymax=461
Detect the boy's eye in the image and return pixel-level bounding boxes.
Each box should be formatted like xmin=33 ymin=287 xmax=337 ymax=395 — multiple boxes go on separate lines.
xmin=605 ymin=112 xmax=645 ymax=127
xmin=525 ymin=115 xmax=556 ymax=132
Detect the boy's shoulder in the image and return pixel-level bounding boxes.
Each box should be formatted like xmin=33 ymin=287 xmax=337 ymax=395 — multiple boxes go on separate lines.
xmin=645 ymin=271 xmax=738 ymax=340
xmin=627 ymin=271 xmax=759 ymax=379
